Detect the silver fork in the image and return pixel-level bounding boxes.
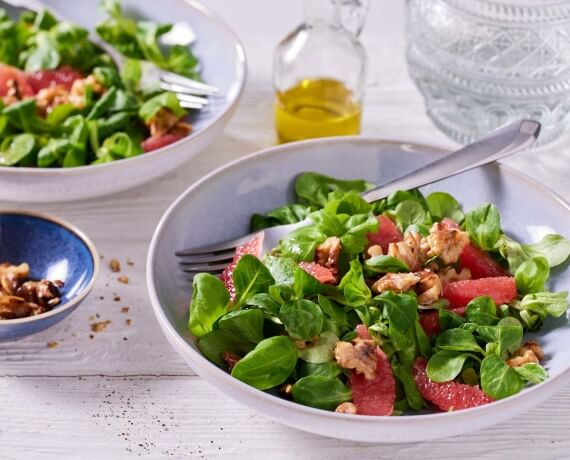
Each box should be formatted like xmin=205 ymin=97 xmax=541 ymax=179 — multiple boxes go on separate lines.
xmin=176 ymin=119 xmax=541 ymax=279
xmin=1 ymin=0 xmax=218 ymax=110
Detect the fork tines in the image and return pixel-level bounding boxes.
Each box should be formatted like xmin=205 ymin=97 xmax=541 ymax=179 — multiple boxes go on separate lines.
xmin=176 ymin=248 xmax=235 ymax=276
xmin=160 ymin=71 xmax=218 ymax=96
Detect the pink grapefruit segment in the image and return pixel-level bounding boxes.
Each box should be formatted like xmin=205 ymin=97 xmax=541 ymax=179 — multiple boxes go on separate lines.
xmin=350 ymin=346 xmax=396 ymax=416
xmin=141 ymin=133 xmax=185 ymax=152
xmin=367 ymin=215 xmax=403 ymax=253
xmin=442 ymin=277 xmax=517 ymax=309
xmin=356 ymin=324 xmax=371 ymax=340
xmin=0 ymin=64 xmax=34 ymax=98
xmin=298 ymin=261 xmax=336 ymax=284
xmin=27 ymin=66 xmax=83 ymax=93
xmin=459 ymin=244 xmax=507 ymax=279
xmin=220 ymin=233 xmax=264 ymax=301
xmin=419 ymin=310 xmax=440 ymax=337
xmin=413 ymin=358 xmax=493 ymax=411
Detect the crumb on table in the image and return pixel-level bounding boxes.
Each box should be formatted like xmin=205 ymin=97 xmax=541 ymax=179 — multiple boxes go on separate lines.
xmin=90 ymin=320 xmax=112 ymax=333
xmin=118 ymin=275 xmax=129 ymax=284
xmin=110 ymin=259 xmax=121 ymax=273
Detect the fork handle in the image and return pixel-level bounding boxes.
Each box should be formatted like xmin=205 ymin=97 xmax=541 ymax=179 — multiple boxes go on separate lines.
xmin=361 ymin=119 xmax=541 ymax=203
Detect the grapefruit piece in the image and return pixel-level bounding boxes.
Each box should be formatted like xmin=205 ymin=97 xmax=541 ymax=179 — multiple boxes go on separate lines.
xmin=27 ymin=66 xmax=83 ymax=93
xmin=298 ymin=261 xmax=336 ymax=284
xmin=350 ymin=346 xmax=396 ymax=416
xmin=459 ymin=244 xmax=507 ymax=279
xmin=442 ymin=277 xmax=517 ymax=309
xmin=141 ymin=133 xmax=185 ymax=152
xmin=367 ymin=215 xmax=403 ymax=253
xmin=0 ymin=64 xmax=34 ymax=98
xmin=220 ymin=234 xmax=264 ymax=301
xmin=356 ymin=324 xmax=371 ymax=340
xmin=413 ymin=358 xmax=493 ymax=411
xmin=419 ymin=310 xmax=440 ymax=336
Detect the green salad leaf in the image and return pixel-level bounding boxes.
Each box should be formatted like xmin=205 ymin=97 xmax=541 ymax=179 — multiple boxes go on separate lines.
xmin=515 ymin=256 xmax=550 ymax=294
xmin=512 ymin=363 xmax=548 ymax=384
xmin=498 ymin=234 xmax=570 ymax=273
xmin=480 ymin=354 xmax=524 ymax=399
xmin=464 ymin=203 xmax=501 ymax=251
xmin=0 ymin=133 xmax=37 ymax=166
xmin=297 ymin=361 xmax=342 ymax=379
xmin=232 ymin=255 xmax=275 ymax=310
xmin=426 ymin=192 xmax=464 ymax=223
xmin=231 ymin=336 xmax=298 ymax=390
xmin=465 ymin=296 xmax=499 ymax=326
xmin=292 ymin=375 xmax=352 ymax=410
xmin=363 ymin=255 xmax=409 ymax=276
xmin=188 ymin=273 xmax=230 ymax=338
xmin=427 ymin=350 xmax=472 ymax=382
xmin=298 ymin=331 xmax=338 ymax=364
xmin=217 ymin=309 xmax=265 ymax=344
xmin=97 ymin=0 xmax=200 ymax=78
xmin=198 ymin=330 xmax=254 ymax=368
xmin=295 ymin=172 xmax=372 ymax=208
xmin=279 ymin=299 xmax=324 ymax=341
xmin=435 ymin=328 xmax=485 ymax=354
xmin=339 ymin=259 xmax=371 ymax=306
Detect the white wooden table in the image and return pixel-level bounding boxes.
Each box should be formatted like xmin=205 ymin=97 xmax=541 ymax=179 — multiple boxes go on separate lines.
xmin=2 ymin=1 xmax=570 ymax=458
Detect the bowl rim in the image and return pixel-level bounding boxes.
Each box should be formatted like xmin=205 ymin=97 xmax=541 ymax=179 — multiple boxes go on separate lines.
xmin=146 ymin=135 xmax=570 ymax=422
xmin=0 ymin=0 xmax=247 ymax=176
xmin=0 ymin=209 xmax=100 ymax=325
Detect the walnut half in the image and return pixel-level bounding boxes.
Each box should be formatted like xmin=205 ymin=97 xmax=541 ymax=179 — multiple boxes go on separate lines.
xmin=334 ymin=339 xmax=378 ymax=380
xmin=507 ymin=340 xmax=545 ymax=367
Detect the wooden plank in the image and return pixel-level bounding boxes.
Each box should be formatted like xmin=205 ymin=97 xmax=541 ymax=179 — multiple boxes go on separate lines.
xmin=1 ymin=376 xmax=570 ymax=459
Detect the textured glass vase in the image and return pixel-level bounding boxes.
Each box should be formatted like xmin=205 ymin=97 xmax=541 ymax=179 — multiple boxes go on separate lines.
xmin=406 ymin=0 xmax=570 ymax=145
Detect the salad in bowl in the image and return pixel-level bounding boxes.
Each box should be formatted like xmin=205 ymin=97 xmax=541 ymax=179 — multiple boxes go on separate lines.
xmin=188 ymin=172 xmax=570 ymax=416
xmin=0 ymin=0 xmax=200 ymax=168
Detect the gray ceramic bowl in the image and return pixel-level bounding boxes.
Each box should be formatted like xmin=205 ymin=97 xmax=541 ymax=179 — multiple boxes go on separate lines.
xmin=0 ymin=0 xmax=246 ymax=202
xmin=147 ymin=137 xmax=570 ymax=442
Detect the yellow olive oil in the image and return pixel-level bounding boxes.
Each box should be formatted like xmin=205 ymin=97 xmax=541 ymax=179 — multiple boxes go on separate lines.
xmin=274 ymin=78 xmax=362 ymax=143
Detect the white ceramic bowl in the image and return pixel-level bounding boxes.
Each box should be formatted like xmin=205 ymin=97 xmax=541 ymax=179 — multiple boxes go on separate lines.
xmin=0 ymin=0 xmax=246 ymax=202
xmin=147 ymin=137 xmax=570 ymax=442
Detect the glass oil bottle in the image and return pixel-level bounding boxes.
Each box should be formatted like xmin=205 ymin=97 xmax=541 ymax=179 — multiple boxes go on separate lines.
xmin=273 ymin=0 xmax=369 ymax=143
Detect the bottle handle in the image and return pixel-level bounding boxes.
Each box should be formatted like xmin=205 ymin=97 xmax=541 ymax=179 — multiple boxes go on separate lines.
xmin=336 ymin=0 xmax=369 ymax=37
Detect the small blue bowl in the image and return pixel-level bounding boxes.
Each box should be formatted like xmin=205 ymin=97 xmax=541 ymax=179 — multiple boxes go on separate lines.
xmin=0 ymin=210 xmax=99 ymax=341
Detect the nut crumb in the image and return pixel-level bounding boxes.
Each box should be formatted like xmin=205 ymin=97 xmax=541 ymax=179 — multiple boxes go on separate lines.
xmin=121 ymin=307 xmax=130 ymax=314
xmin=127 ymin=259 xmax=134 ymax=266
xmin=47 ymin=341 xmax=58 ymax=349
xmin=118 ymin=275 xmax=129 ymax=284
xmin=113 ymin=295 xmax=121 ymax=302
xmin=126 ymin=318 xmax=132 ymax=326
xmin=90 ymin=320 xmax=112 ymax=333
xmin=110 ymin=259 xmax=121 ymax=273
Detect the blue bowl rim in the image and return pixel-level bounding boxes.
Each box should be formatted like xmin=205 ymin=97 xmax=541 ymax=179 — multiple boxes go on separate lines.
xmin=0 ymin=209 xmax=100 ymax=325
xmin=146 ymin=135 xmax=570 ymax=423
